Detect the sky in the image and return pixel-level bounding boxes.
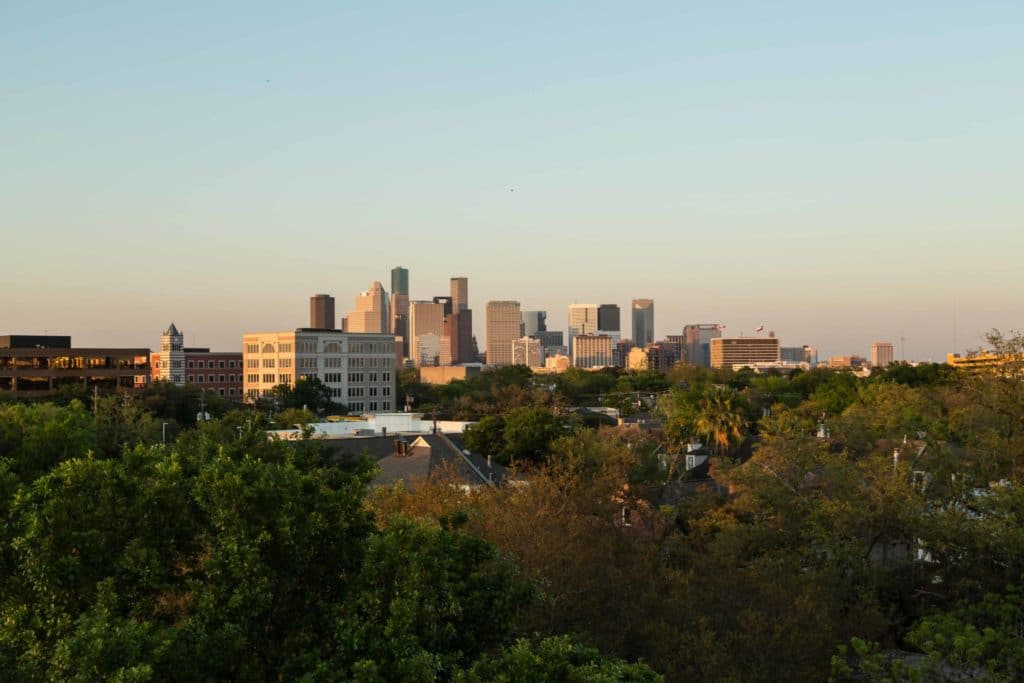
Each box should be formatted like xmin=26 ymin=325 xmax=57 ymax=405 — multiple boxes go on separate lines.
xmin=2 ymin=1 xmax=1022 ymax=361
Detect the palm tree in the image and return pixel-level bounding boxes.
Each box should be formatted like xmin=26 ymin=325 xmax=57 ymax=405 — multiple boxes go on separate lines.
xmin=695 ymin=387 xmax=747 ymax=455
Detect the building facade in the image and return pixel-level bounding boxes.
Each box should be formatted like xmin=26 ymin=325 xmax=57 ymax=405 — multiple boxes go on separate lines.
xmin=572 ymin=334 xmax=614 ymax=369
xmin=521 ymin=310 xmax=547 ymax=338
xmin=568 ymin=304 xmax=599 ymax=360
xmin=486 ymin=300 xmax=521 ymax=366
xmin=511 ymin=336 xmax=544 ymax=368
xmin=871 ymin=342 xmax=895 ymax=368
xmin=408 ymin=301 xmax=445 ymax=366
xmin=450 ymin=277 xmax=468 ymax=311
xmin=309 ymin=294 xmax=336 ymax=329
xmin=0 ymin=335 xmax=149 ymax=398
xmin=710 ymin=337 xmax=780 ymax=369
xmin=631 ymin=299 xmax=654 ymax=347
xmin=242 ymin=329 xmax=397 ymax=413
xmin=683 ymin=324 xmax=722 ymax=367
xmin=346 ymin=281 xmax=389 ymax=334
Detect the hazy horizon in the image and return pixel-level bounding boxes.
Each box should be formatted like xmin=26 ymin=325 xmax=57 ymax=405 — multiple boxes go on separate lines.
xmin=3 ymin=2 xmax=1022 ymax=361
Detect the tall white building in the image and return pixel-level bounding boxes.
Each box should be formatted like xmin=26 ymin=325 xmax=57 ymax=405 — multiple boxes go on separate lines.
xmin=242 ymin=329 xmax=396 ymax=413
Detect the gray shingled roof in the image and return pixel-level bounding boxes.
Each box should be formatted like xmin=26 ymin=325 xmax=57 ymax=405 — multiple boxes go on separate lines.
xmin=325 ymin=433 xmax=508 ymax=489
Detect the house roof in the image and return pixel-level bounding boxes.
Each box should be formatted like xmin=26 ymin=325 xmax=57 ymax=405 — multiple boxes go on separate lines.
xmin=325 ymin=433 xmax=509 ymax=489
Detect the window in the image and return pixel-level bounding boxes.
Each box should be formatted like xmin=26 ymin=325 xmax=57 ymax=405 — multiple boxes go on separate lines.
xmin=383 ymin=372 xmax=391 ymax=382
xmin=279 ymin=343 xmax=293 ymax=353
xmin=196 ymin=376 xmax=204 ymax=383
xmin=383 ymin=386 xmax=391 ymax=396
xmin=197 ymin=361 xmax=205 ymax=369
xmin=247 ymin=373 xmax=259 ymax=384
xmin=298 ymin=357 xmax=317 ymax=369
xmin=219 ymin=374 xmax=225 ymax=382
xmin=262 ymin=373 xmax=275 ymax=383
xmin=324 ymin=357 xmax=343 ymax=368
xmin=279 ymin=358 xmax=292 ymax=368
xmin=218 ymin=388 xmax=225 ymax=396
xmin=278 ymin=374 xmax=291 ymax=384
xmin=324 ymin=341 xmax=342 ymax=353
xmin=296 ymin=341 xmax=315 ymax=353
xmin=246 ymin=359 xmax=259 ymax=369
xmin=369 ymin=387 xmax=377 ymax=397
xmin=262 ymin=343 xmax=275 ymax=353
xmin=188 ymin=361 xmax=195 ymax=369
xmin=228 ymin=360 xmax=236 ymax=368
xmin=245 ymin=343 xmax=259 ymax=353
xmin=218 ymin=361 xmax=225 ymax=369
xmin=369 ymin=402 xmax=378 ymax=411
xmin=228 ymin=388 xmax=235 ymax=396
xmin=369 ymin=372 xmax=378 ymax=382
xmin=188 ymin=375 xmax=195 ymax=382
xmin=383 ymin=401 xmax=391 ymax=410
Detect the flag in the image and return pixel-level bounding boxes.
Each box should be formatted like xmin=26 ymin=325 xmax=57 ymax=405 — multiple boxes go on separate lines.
xmin=755 ymin=325 xmax=764 ymax=333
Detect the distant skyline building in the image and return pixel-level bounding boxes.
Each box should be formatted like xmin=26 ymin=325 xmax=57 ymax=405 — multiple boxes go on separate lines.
xmin=597 ymin=304 xmax=620 ymax=334
xmin=347 ymin=281 xmax=389 ymax=334
xmin=486 ymin=300 xmax=521 ymax=367
xmin=781 ymin=345 xmax=818 ymax=366
xmin=683 ymin=324 xmax=722 ymax=367
xmin=521 ymin=310 xmax=547 ymax=338
xmin=444 ymin=308 xmax=474 ymax=365
xmin=408 ymin=300 xmax=445 ymax=366
xmin=572 ymin=334 xmax=613 ymax=369
xmin=871 ymin=342 xmax=895 ymax=368
xmin=710 ymin=336 xmax=780 ymax=369
xmin=511 ymin=336 xmax=544 ymax=368
xmin=568 ymin=304 xmax=599 ymax=359
xmin=391 ymin=266 xmax=409 ymax=296
xmin=631 ymin=299 xmax=654 ymax=347
xmin=450 ymin=277 xmax=468 ymax=311
xmin=309 ymin=294 xmax=336 ymax=330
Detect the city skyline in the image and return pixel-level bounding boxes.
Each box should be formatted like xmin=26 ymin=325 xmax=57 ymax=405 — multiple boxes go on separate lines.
xmin=3 ymin=3 xmax=1022 ymax=361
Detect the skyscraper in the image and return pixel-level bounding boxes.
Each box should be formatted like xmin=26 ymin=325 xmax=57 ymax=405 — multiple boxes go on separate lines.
xmin=631 ymin=299 xmax=654 ymax=346
xmin=597 ymin=304 xmax=620 ymax=336
xmin=511 ymin=337 xmax=544 ymax=368
xmin=871 ymin=342 xmax=895 ymax=368
xmin=567 ymin=304 xmax=599 ymax=359
xmin=683 ymin=323 xmax=722 ymax=367
xmin=572 ymin=334 xmax=614 ymax=369
xmin=409 ymin=301 xmax=446 ymax=366
xmin=346 ymin=281 xmax=389 ymax=334
xmin=450 ymin=277 xmax=468 ymax=311
xmin=309 ymin=294 xmax=335 ymax=329
xmin=486 ymin=300 xmax=521 ymax=367
xmin=391 ymin=266 xmax=409 ymax=296
xmin=521 ymin=310 xmax=547 ymax=338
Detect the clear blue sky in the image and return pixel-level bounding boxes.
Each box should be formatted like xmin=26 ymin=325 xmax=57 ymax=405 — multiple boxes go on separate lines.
xmin=2 ymin=1 xmax=1022 ymax=360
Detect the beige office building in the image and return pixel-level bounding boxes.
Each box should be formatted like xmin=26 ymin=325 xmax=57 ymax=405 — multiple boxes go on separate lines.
xmin=486 ymin=300 xmax=521 ymax=366
xmin=710 ymin=337 xmax=780 ymax=369
xmin=409 ymin=301 xmax=446 ymax=366
xmin=871 ymin=342 xmax=895 ymax=368
xmin=511 ymin=336 xmax=543 ymax=368
xmin=242 ymin=329 xmax=396 ymax=413
xmin=450 ymin=277 xmax=468 ymax=311
xmin=346 ymin=281 xmax=389 ymax=333
xmin=573 ymin=334 xmax=614 ymax=369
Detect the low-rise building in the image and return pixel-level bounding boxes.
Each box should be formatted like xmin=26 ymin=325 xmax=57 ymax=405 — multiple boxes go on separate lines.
xmin=710 ymin=337 xmax=780 ymax=369
xmin=242 ymin=328 xmax=397 ymax=413
xmin=0 ymin=335 xmax=149 ymax=398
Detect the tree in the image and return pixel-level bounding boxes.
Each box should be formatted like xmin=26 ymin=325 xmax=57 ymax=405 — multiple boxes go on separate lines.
xmin=695 ymin=387 xmax=747 ymax=455
xmin=500 ymin=407 xmax=565 ymax=465
xmin=455 ymin=635 xmax=663 ymax=682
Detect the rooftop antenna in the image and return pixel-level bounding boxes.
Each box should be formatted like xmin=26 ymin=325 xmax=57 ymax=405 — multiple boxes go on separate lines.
xmin=900 ymin=335 xmax=906 ymax=362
